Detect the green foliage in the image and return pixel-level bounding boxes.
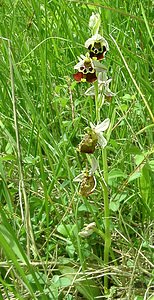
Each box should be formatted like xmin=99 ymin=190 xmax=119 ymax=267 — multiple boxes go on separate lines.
xmin=0 ymin=0 xmax=153 ymax=299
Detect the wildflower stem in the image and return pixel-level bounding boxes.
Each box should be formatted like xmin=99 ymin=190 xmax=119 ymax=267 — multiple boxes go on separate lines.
xmin=102 ymin=147 xmax=111 ymax=292
xmin=94 ymin=80 xmax=100 ymax=122
xmin=94 ymin=76 xmax=111 ymax=292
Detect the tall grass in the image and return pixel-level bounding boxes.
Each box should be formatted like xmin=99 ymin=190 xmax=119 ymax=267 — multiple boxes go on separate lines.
xmin=0 ymin=0 xmax=153 ymax=299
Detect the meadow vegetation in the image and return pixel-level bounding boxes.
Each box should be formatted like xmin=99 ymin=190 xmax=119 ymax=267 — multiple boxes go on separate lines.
xmin=0 ymin=0 xmax=154 ymax=299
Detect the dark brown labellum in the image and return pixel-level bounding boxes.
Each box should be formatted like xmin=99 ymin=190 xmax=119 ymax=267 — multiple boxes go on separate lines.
xmin=78 ymin=132 xmax=98 ymax=154
xmin=73 ymin=72 xmax=97 ymax=83
xmin=79 ymin=174 xmax=96 ymax=197
xmin=88 ymin=43 xmax=107 ymax=60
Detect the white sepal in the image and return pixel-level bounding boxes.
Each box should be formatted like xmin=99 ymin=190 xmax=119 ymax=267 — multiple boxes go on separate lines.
xmin=97 ymin=134 xmax=107 ymax=148
xmin=94 ymin=118 xmax=110 ymax=133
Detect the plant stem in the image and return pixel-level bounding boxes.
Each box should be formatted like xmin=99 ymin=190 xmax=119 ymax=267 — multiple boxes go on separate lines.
xmin=94 ymin=78 xmax=111 ymax=292
xmin=102 ymin=147 xmax=111 ymax=292
xmin=94 ymin=81 xmax=100 ymax=122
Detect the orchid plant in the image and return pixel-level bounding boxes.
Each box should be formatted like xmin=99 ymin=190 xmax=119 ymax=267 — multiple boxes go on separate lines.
xmin=73 ymin=13 xmax=114 ymax=293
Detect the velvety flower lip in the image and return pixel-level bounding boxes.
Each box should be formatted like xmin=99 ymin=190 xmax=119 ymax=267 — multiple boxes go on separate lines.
xmin=73 ymin=72 xmax=97 ymax=83
xmin=78 ymin=119 xmax=110 ymax=154
xmin=79 ymin=174 xmax=96 ymax=197
xmin=85 ymin=34 xmax=109 ymax=60
xmin=78 ymin=130 xmax=98 ymax=154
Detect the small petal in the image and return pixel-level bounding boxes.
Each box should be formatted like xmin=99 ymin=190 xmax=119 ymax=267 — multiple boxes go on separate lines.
xmin=79 ymin=222 xmax=96 ymax=237
xmin=93 ymin=60 xmax=107 ymax=72
xmin=85 ymin=86 xmax=95 ymax=96
xmin=94 ymin=118 xmax=110 ymax=133
xmin=86 ymin=222 xmax=96 ymax=229
xmin=73 ymin=173 xmax=83 ymax=182
xmin=74 ymin=60 xmax=85 ymax=70
xmin=79 ymin=230 xmax=91 ymax=237
xmin=104 ymin=89 xmax=115 ymax=97
xmin=85 ymin=34 xmax=108 ymax=49
xmin=97 ymin=134 xmax=107 ymax=148
xmin=90 ymin=157 xmax=98 ymax=174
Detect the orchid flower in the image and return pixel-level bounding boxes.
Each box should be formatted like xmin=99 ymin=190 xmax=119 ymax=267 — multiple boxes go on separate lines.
xmin=90 ymin=118 xmax=110 ymax=148
xmin=73 ymin=53 xmax=107 ymax=83
xmin=73 ymin=158 xmax=98 ymax=197
xmin=89 ymin=13 xmax=101 ymax=35
xmin=73 ymin=54 xmax=97 ymax=83
xmin=85 ymin=33 xmax=109 ymax=60
xmin=78 ymin=118 xmax=110 ymax=154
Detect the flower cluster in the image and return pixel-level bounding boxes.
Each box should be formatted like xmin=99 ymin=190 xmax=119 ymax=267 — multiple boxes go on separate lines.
xmin=73 ymin=33 xmax=108 ymax=83
xmin=73 ymin=13 xmax=113 ymax=199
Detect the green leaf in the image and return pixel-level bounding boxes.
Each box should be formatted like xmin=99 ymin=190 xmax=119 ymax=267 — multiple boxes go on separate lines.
xmin=52 ymin=275 xmax=72 ymax=287
xmin=59 ymin=266 xmax=101 ymax=300
xmin=126 ymin=145 xmax=142 ymax=155
xmin=58 ymin=97 xmax=68 ymax=107
xmin=0 ymin=225 xmax=25 ymax=262
xmin=66 ymin=243 xmax=75 ymax=258
xmin=108 ymin=169 xmax=127 ymax=179
xmin=109 ymin=201 xmax=120 ymax=212
xmin=1 ymin=154 xmax=16 ymax=161
xmin=5 ymin=142 xmax=14 ymax=154
xmin=139 ymin=164 xmax=151 ymax=202
xmin=118 ymin=104 xmax=128 ymax=111
xmin=121 ymin=93 xmax=135 ymax=101
xmin=134 ymin=154 xmax=145 ymax=166
xmin=57 ymin=224 xmax=76 ymax=237
xmin=128 ymin=171 xmax=141 ymax=182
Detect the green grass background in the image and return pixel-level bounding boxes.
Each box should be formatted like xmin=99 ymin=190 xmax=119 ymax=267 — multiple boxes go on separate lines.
xmin=0 ymin=0 xmax=154 ymax=299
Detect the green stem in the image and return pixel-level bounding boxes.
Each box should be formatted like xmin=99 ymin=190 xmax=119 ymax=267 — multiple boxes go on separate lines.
xmin=94 ymin=78 xmax=111 ymax=292
xmin=102 ymin=147 xmax=111 ymax=292
xmin=94 ymin=81 xmax=100 ymax=122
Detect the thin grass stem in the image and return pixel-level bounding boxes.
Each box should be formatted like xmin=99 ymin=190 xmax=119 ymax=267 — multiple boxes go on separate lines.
xmin=110 ymin=34 xmax=154 ymax=123
xmin=8 ymin=39 xmax=37 ymax=259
